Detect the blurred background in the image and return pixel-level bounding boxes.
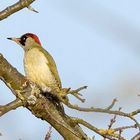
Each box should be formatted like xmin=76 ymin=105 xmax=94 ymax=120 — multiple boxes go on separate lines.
xmin=1 ymin=0 xmax=140 ymax=139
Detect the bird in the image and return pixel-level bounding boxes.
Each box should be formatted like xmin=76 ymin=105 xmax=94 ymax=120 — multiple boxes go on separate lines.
xmin=7 ymin=33 xmax=62 ymax=94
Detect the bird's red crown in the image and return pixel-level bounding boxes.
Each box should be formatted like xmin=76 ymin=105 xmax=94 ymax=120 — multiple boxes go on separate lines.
xmin=24 ymin=33 xmax=41 ymax=45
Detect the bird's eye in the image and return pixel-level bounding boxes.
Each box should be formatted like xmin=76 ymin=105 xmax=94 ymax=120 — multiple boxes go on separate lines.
xmin=20 ymin=35 xmax=27 ymax=46
xmin=22 ymin=37 xmax=26 ymax=41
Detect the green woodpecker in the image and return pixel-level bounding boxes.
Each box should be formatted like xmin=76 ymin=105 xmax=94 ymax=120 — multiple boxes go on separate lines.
xmin=7 ymin=33 xmax=62 ymax=93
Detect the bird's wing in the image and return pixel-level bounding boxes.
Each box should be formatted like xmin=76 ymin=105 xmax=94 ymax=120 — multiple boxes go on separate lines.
xmin=39 ymin=47 xmax=62 ymax=89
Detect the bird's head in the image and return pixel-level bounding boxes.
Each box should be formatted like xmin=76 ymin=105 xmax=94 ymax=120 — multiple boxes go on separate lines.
xmin=7 ymin=33 xmax=41 ymax=51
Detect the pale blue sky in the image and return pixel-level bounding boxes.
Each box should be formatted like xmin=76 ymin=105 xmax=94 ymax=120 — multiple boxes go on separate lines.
xmin=1 ymin=1 xmax=140 ymax=139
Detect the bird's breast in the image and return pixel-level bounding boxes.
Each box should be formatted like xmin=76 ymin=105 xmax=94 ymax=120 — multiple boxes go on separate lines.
xmin=24 ymin=48 xmax=56 ymax=90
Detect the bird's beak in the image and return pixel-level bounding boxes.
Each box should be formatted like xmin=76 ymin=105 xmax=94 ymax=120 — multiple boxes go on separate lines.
xmin=7 ymin=37 xmax=20 ymax=44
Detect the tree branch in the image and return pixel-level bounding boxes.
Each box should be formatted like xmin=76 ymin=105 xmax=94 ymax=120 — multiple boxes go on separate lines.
xmin=1 ymin=53 xmax=140 ymax=139
xmin=45 ymin=126 xmax=52 ymax=140
xmin=1 ymin=1 xmax=139 ymax=140
xmin=0 ymin=0 xmax=36 ymax=21
xmin=0 ymin=98 xmax=23 ymax=117
xmin=132 ymin=132 xmax=140 ymax=140
xmin=71 ymin=117 xmax=125 ymax=140
xmin=0 ymin=54 xmax=88 ymax=140
xmin=63 ymin=101 xmax=140 ymax=131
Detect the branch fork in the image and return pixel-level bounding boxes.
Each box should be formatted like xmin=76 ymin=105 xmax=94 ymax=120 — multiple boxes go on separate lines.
xmin=0 ymin=51 xmax=140 ymax=139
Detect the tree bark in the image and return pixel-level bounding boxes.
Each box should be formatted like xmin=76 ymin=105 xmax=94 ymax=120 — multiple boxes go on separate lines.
xmin=0 ymin=54 xmax=89 ymax=140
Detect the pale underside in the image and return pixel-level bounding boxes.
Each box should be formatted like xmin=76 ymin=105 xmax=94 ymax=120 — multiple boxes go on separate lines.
xmin=24 ymin=48 xmax=60 ymax=92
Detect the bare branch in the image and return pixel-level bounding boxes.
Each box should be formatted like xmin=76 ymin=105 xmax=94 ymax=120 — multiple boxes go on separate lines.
xmin=0 ymin=99 xmax=23 ymax=117
xmin=132 ymin=132 xmax=140 ymax=140
xmin=27 ymin=5 xmax=38 ymax=13
xmin=0 ymin=0 xmax=36 ymax=21
xmin=63 ymin=101 xmax=140 ymax=130
xmin=45 ymin=126 xmax=52 ymax=140
xmin=1 ymin=53 xmax=140 ymax=139
xmin=71 ymin=117 xmax=125 ymax=140
xmin=0 ymin=54 xmax=88 ymax=140
xmin=105 ymin=98 xmax=118 ymax=110
xmin=114 ymin=124 xmax=137 ymax=132
xmin=108 ymin=107 xmax=121 ymax=129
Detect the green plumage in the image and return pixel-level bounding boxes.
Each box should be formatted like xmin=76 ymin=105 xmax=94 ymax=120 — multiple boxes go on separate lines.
xmin=24 ymin=43 xmax=62 ymax=93
xmin=8 ymin=33 xmax=62 ymax=93
xmin=38 ymin=46 xmax=62 ymax=89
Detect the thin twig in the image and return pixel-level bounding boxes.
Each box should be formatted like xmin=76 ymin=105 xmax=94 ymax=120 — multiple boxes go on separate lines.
xmin=105 ymin=98 xmax=118 ymax=110
xmin=131 ymin=132 xmax=140 ymax=140
xmin=45 ymin=126 xmax=52 ymax=140
xmin=71 ymin=117 xmax=125 ymax=140
xmin=27 ymin=5 xmax=38 ymax=13
xmin=63 ymin=101 xmax=140 ymax=130
xmin=114 ymin=124 xmax=137 ymax=132
xmin=0 ymin=99 xmax=23 ymax=117
xmin=108 ymin=107 xmax=121 ymax=129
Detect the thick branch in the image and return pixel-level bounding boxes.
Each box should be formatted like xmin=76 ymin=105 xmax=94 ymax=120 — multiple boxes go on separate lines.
xmin=0 ymin=0 xmax=35 ymax=21
xmin=0 ymin=53 xmax=140 ymax=139
xmin=0 ymin=54 xmax=88 ymax=140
